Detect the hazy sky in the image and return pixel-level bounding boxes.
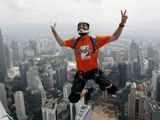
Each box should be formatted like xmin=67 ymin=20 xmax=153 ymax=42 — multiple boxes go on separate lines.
xmin=1 ymin=0 xmax=160 ymax=25
xmin=1 ymin=0 xmax=160 ymax=42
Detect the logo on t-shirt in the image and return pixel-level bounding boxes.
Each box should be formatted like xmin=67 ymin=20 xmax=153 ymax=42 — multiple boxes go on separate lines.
xmin=80 ymin=45 xmax=91 ymax=60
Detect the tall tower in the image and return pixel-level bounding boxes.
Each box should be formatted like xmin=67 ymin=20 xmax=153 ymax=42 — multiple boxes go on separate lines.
xmin=55 ymin=65 xmax=67 ymax=91
xmin=128 ymin=41 xmax=144 ymax=80
xmin=41 ymin=100 xmax=57 ymax=120
xmin=0 ymin=83 xmax=8 ymax=111
xmin=128 ymin=83 xmax=146 ymax=120
xmin=4 ymin=44 xmax=11 ymax=69
xmin=26 ymin=66 xmax=44 ymax=91
xmin=151 ymin=70 xmax=160 ymax=100
xmin=63 ymin=82 xmax=72 ymax=99
xmin=128 ymin=87 xmax=136 ymax=120
xmin=0 ymin=29 xmax=7 ymax=83
xmin=19 ymin=62 xmax=29 ymax=90
xmin=14 ymin=91 xmax=27 ymax=120
xmin=10 ymin=40 xmax=20 ymax=66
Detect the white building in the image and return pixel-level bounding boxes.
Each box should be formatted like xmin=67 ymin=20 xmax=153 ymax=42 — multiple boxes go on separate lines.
xmin=63 ymin=82 xmax=72 ymax=99
xmin=14 ymin=91 xmax=27 ymax=120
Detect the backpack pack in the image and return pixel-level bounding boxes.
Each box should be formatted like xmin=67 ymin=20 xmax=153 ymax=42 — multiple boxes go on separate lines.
xmin=72 ymin=36 xmax=97 ymax=53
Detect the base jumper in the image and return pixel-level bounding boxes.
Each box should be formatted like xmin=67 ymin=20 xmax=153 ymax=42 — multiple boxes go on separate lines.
xmin=51 ymin=10 xmax=128 ymax=103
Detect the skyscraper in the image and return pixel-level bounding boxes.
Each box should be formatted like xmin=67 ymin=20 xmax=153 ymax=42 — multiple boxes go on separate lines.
xmin=156 ymin=75 xmax=160 ymax=101
xmin=19 ymin=62 xmax=29 ymax=90
xmin=4 ymin=44 xmax=11 ymax=69
xmin=63 ymin=82 xmax=72 ymax=99
xmin=10 ymin=40 xmax=20 ymax=66
xmin=42 ymin=64 xmax=56 ymax=91
xmin=26 ymin=66 xmax=44 ymax=91
xmin=55 ymin=65 xmax=67 ymax=91
xmin=145 ymin=98 xmax=160 ymax=120
xmin=25 ymin=89 xmax=42 ymax=120
xmin=41 ymin=99 xmax=57 ymax=120
xmin=75 ymin=105 xmax=92 ymax=120
xmin=14 ymin=91 xmax=27 ymax=120
xmin=128 ymin=83 xmax=146 ymax=120
xmin=128 ymin=41 xmax=145 ymax=80
xmin=0 ymin=83 xmax=8 ymax=111
xmin=0 ymin=101 xmax=11 ymax=120
xmin=118 ymin=62 xmax=127 ymax=88
xmin=151 ymin=70 xmax=160 ymax=100
xmin=0 ymin=29 xmax=7 ymax=83
xmin=128 ymin=88 xmax=136 ymax=120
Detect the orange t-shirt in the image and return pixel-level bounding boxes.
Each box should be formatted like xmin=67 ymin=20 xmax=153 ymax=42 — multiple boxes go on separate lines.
xmin=64 ymin=35 xmax=111 ymax=72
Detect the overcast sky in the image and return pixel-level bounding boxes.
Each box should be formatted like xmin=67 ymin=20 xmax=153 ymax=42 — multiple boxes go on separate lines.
xmin=1 ymin=0 xmax=160 ymax=25
xmin=1 ymin=0 xmax=160 ymax=42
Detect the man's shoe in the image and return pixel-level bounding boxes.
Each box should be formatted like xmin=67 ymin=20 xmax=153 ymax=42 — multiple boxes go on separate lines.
xmin=84 ymin=87 xmax=94 ymax=103
xmin=106 ymin=84 xmax=118 ymax=95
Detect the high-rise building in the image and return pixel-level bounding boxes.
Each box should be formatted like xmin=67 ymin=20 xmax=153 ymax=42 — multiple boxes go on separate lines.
xmin=75 ymin=105 xmax=92 ymax=120
xmin=63 ymin=82 xmax=72 ymax=99
xmin=156 ymin=75 xmax=160 ymax=101
xmin=147 ymin=46 xmax=159 ymax=67
xmin=69 ymin=98 xmax=85 ymax=120
xmin=128 ymin=83 xmax=146 ymax=120
xmin=42 ymin=64 xmax=56 ymax=91
xmin=0 ymin=29 xmax=7 ymax=83
xmin=41 ymin=99 xmax=57 ymax=120
xmin=26 ymin=66 xmax=44 ymax=91
xmin=128 ymin=41 xmax=145 ymax=80
xmin=67 ymin=61 xmax=76 ymax=82
xmin=118 ymin=63 xmax=128 ymax=88
xmin=14 ymin=91 xmax=27 ymax=120
xmin=10 ymin=40 xmax=20 ymax=66
xmin=4 ymin=44 xmax=11 ymax=69
xmin=25 ymin=89 xmax=42 ymax=119
xmin=145 ymin=98 xmax=160 ymax=120
xmin=19 ymin=62 xmax=29 ymax=90
xmin=128 ymin=88 xmax=136 ymax=120
xmin=0 ymin=83 xmax=8 ymax=111
xmin=56 ymin=99 xmax=70 ymax=120
xmin=0 ymin=101 xmax=12 ymax=120
xmin=55 ymin=65 xmax=67 ymax=91
xmin=151 ymin=70 xmax=160 ymax=100
xmin=29 ymin=40 xmax=39 ymax=56
xmin=70 ymin=103 xmax=76 ymax=120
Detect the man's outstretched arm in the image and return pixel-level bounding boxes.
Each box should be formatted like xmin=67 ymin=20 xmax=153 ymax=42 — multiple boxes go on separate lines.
xmin=50 ymin=23 xmax=65 ymax=47
xmin=110 ymin=10 xmax=128 ymax=42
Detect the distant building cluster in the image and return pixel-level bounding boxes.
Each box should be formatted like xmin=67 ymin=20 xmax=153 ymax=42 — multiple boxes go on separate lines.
xmin=0 ymin=28 xmax=160 ymax=120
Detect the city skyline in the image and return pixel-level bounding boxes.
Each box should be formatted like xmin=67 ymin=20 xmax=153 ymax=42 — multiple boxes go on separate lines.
xmin=1 ymin=1 xmax=160 ymax=119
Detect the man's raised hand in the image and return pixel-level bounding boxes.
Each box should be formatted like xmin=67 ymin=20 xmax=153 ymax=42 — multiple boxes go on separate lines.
xmin=50 ymin=22 xmax=56 ymax=33
xmin=121 ymin=9 xmax=128 ymax=25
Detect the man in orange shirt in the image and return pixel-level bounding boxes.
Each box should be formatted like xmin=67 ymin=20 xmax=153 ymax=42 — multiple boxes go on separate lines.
xmin=51 ymin=10 xmax=128 ymax=103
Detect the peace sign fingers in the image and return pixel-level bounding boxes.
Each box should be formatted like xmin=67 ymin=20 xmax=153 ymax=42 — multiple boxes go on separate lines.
xmin=121 ymin=9 xmax=127 ymax=16
xmin=120 ymin=9 xmax=128 ymax=24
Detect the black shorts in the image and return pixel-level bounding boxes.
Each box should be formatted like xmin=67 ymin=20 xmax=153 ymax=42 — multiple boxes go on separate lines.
xmin=68 ymin=69 xmax=118 ymax=103
xmin=71 ymin=69 xmax=112 ymax=94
